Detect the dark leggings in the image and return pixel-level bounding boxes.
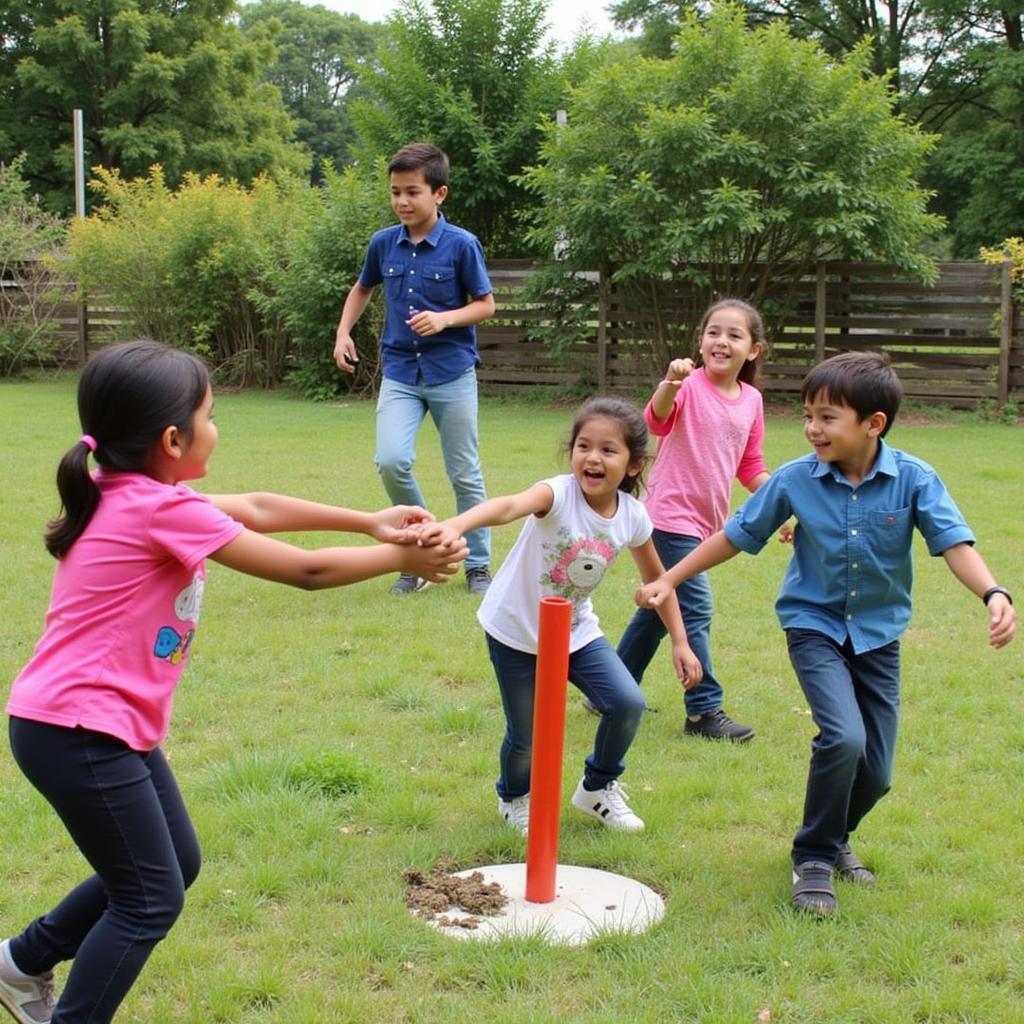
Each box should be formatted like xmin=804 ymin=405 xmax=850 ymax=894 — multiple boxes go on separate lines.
xmin=7 ymin=717 xmax=201 ymax=1024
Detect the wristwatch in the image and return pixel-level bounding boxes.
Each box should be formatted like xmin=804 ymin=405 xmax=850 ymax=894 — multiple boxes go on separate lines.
xmin=982 ymin=585 xmax=1013 ymax=606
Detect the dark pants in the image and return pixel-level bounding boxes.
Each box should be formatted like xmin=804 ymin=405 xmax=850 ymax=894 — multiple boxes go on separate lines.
xmin=785 ymin=629 xmax=900 ymax=867
xmin=7 ymin=717 xmax=201 ymax=1024
xmin=617 ymin=529 xmax=723 ymax=716
xmin=485 ymin=634 xmax=646 ymax=800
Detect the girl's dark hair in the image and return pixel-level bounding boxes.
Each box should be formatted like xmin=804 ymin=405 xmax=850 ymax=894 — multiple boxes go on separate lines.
xmin=696 ymin=298 xmax=768 ymax=390
xmin=45 ymin=340 xmax=210 ymax=559
xmin=801 ymin=351 xmax=902 ymax=437
xmin=568 ymin=396 xmax=649 ymax=497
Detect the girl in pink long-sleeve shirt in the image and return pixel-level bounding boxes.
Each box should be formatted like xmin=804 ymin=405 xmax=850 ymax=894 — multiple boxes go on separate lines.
xmin=614 ymin=299 xmax=770 ymax=742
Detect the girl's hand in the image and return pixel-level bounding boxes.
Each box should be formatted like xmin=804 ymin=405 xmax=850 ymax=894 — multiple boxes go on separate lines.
xmin=636 ymin=578 xmax=673 ymax=609
xmin=368 ymin=505 xmax=435 ymax=544
xmin=416 ymin=520 xmax=464 ymax=549
xmin=987 ymin=595 xmax=1017 ymax=648
xmin=672 ymin=642 xmax=704 ymax=690
xmin=401 ymin=536 xmax=469 ymax=583
xmin=665 ymin=357 xmax=695 ymax=382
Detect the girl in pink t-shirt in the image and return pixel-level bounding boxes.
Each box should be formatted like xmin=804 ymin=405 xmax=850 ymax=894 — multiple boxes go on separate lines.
xmin=615 ymin=299 xmax=771 ymax=743
xmin=0 ymin=341 xmax=465 ymax=1024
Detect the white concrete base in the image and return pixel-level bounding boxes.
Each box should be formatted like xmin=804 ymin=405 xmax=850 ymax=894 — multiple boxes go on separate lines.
xmin=424 ymin=863 xmax=665 ymax=946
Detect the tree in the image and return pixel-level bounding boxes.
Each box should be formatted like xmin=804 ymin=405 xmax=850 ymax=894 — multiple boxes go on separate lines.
xmin=0 ymin=0 xmax=309 ymax=213
xmin=521 ymin=4 xmax=943 ymax=359
xmin=350 ymin=0 xmax=581 ymax=255
xmin=239 ymin=0 xmax=385 ymax=183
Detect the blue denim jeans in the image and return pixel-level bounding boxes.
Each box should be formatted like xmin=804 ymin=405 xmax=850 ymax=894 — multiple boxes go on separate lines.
xmin=616 ymin=529 xmax=722 ymax=716
xmin=785 ymin=629 xmax=900 ymax=867
xmin=8 ymin=718 xmax=201 ymax=1024
xmin=485 ymin=633 xmax=647 ymax=800
xmin=375 ymin=369 xmax=489 ymax=568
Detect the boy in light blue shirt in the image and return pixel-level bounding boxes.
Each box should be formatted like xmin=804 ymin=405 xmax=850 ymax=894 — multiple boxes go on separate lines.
xmin=638 ymin=351 xmax=1017 ymax=915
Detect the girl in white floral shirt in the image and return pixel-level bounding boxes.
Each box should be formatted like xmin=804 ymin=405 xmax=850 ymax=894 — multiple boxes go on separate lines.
xmin=420 ymin=397 xmax=702 ymax=835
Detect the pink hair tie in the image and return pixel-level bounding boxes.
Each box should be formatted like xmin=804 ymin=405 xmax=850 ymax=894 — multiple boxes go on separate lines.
xmin=80 ymin=434 xmax=98 ymax=453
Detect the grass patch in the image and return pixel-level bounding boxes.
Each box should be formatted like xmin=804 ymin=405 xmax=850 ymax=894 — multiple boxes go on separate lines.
xmin=1 ymin=378 xmax=1022 ymax=1023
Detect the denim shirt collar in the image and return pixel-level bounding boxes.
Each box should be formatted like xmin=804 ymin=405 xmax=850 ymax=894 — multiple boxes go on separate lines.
xmin=810 ymin=438 xmax=898 ymax=487
xmin=397 ymin=213 xmax=447 ymax=250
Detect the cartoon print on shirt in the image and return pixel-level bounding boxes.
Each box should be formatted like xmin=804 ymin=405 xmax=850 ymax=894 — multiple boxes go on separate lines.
xmin=540 ymin=530 xmax=617 ymax=625
xmin=153 ymin=572 xmax=204 ymax=665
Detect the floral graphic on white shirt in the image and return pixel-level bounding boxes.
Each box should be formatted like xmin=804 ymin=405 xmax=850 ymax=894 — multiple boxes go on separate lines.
xmin=541 ymin=530 xmax=617 ymax=624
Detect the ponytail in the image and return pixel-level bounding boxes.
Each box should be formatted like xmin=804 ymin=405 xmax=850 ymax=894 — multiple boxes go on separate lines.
xmin=45 ymin=440 xmax=101 ymax=559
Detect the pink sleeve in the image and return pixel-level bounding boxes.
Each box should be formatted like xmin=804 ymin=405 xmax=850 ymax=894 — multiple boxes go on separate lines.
xmin=736 ymin=399 xmax=769 ymax=486
xmin=644 ymin=393 xmax=682 ymax=437
xmin=148 ymin=488 xmax=243 ymax=568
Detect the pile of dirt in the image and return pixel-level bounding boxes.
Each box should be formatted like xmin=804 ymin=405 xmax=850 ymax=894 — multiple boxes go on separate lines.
xmin=403 ymin=862 xmax=508 ymax=930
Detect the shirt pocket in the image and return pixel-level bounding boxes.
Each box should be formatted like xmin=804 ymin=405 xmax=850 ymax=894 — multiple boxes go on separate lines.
xmin=421 ymin=263 xmax=457 ymax=305
xmin=867 ymin=507 xmax=913 ymax=556
xmin=382 ymin=261 xmax=406 ymax=300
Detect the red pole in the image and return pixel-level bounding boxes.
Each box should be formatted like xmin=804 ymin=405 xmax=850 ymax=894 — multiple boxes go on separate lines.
xmin=525 ymin=596 xmax=573 ymax=903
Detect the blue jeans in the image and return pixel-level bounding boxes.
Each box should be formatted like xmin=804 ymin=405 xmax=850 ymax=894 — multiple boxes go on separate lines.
xmin=616 ymin=529 xmax=722 ymax=716
xmin=8 ymin=718 xmax=201 ymax=1024
xmin=486 ymin=634 xmax=647 ymax=800
xmin=375 ymin=369 xmax=489 ymax=568
xmin=785 ymin=629 xmax=900 ymax=867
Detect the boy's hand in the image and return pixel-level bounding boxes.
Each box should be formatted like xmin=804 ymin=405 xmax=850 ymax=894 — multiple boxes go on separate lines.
xmin=333 ymin=331 xmax=359 ymax=373
xmin=406 ymin=310 xmax=450 ymax=336
xmin=402 ymin=537 xmax=468 ymax=583
xmin=368 ymin=505 xmax=435 ymax=544
xmin=987 ymin=594 xmax=1017 ymax=648
xmin=778 ymin=521 xmax=795 ymax=544
xmin=636 ymin=577 xmax=673 ymax=609
xmin=665 ymin=357 xmax=695 ymax=383
xmin=672 ymin=641 xmax=704 ymax=690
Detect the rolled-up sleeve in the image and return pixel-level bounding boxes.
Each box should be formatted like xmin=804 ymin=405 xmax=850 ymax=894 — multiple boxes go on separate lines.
xmin=913 ymin=468 xmax=975 ymax=556
xmin=723 ymin=471 xmax=793 ymax=555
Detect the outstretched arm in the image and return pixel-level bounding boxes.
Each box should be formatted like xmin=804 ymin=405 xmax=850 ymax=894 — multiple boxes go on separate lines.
xmin=630 ymin=539 xmax=703 ymax=689
xmin=942 ymin=542 xmax=1017 ymax=648
xmin=207 ymin=493 xmax=435 ymax=544
xmin=417 ymin=482 xmax=554 ymax=547
xmin=209 ymin=529 xmax=467 ymax=590
xmin=636 ymin=531 xmax=741 ymax=609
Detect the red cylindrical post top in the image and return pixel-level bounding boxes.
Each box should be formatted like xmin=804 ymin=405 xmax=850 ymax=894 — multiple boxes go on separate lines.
xmin=525 ymin=597 xmax=573 ymax=903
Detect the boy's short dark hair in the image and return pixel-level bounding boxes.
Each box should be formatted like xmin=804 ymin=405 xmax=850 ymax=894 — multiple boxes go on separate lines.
xmin=801 ymin=351 xmax=903 ymax=437
xmin=388 ymin=143 xmax=450 ymax=191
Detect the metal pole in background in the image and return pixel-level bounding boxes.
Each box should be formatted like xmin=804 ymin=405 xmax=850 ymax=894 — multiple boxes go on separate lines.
xmin=73 ymin=108 xmax=87 ymax=364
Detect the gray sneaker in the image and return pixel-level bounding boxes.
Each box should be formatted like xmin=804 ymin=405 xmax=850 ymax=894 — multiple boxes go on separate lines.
xmin=389 ymin=573 xmax=430 ymax=595
xmin=465 ymin=566 xmax=492 ymax=595
xmin=0 ymin=939 xmax=55 ymax=1024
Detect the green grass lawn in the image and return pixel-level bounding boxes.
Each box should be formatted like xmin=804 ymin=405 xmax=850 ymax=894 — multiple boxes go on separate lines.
xmin=1 ymin=378 xmax=1022 ymax=1023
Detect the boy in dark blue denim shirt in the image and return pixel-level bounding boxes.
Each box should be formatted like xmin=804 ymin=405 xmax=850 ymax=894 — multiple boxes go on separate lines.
xmin=334 ymin=143 xmax=496 ymax=595
xmin=637 ymin=351 xmax=1017 ymax=915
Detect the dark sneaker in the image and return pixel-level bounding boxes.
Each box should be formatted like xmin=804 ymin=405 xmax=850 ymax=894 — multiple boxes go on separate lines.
xmin=684 ymin=709 xmax=755 ymax=742
xmin=389 ymin=573 xmax=430 ymax=595
xmin=465 ymin=566 xmax=492 ymax=595
xmin=835 ymin=842 xmax=875 ymax=884
xmin=791 ymin=861 xmax=837 ymax=915
xmin=0 ymin=938 xmax=56 ymax=1024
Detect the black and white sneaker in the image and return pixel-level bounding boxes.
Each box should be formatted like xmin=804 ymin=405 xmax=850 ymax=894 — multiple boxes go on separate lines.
xmin=571 ymin=778 xmax=644 ymax=832
xmin=684 ymin=708 xmax=755 ymax=742
xmin=389 ymin=573 xmax=430 ymax=595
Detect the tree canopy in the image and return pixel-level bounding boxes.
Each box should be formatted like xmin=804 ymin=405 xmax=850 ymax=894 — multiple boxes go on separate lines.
xmin=0 ymin=0 xmax=308 ymax=212
xmin=521 ymin=4 xmax=943 ymax=350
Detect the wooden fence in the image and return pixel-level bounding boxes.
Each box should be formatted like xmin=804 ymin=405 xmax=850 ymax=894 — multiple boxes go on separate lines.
xmin=482 ymin=259 xmax=1023 ymax=409
xmin=7 ymin=259 xmax=1023 ymax=409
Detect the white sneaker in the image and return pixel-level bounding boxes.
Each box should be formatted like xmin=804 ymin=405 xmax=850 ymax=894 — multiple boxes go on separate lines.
xmin=0 ymin=939 xmax=56 ymax=1024
xmin=497 ymin=794 xmax=530 ymax=835
xmin=571 ymin=778 xmax=645 ymax=832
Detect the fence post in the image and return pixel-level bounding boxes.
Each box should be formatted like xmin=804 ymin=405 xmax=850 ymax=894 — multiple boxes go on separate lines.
xmin=596 ymin=265 xmax=609 ymax=391
xmin=814 ymin=262 xmax=826 ymax=364
xmin=999 ymin=260 xmax=1012 ymax=408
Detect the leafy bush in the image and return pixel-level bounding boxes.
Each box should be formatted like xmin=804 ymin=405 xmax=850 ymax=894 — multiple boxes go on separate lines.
xmin=0 ymin=157 xmax=68 ymax=376
xmin=253 ymin=160 xmax=390 ymax=399
xmin=980 ymin=236 xmax=1024 ymax=303
xmin=66 ymin=163 xmax=390 ymax=393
